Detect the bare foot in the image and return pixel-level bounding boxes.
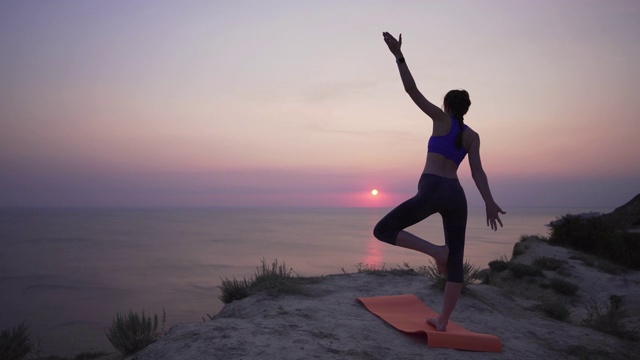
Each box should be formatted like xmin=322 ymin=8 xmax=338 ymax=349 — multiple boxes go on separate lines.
xmin=427 ymin=316 xmax=448 ymax=332
xmin=434 ymin=245 xmax=449 ymax=274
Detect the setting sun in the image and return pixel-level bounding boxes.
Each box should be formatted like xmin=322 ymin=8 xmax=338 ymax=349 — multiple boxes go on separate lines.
xmin=371 ymin=189 xmax=379 ymax=196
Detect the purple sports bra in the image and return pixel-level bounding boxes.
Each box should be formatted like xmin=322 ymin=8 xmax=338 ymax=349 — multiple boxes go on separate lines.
xmin=427 ymin=118 xmax=468 ymax=165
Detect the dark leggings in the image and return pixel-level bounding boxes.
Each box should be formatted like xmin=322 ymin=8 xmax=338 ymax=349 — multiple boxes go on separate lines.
xmin=373 ymin=173 xmax=467 ymax=283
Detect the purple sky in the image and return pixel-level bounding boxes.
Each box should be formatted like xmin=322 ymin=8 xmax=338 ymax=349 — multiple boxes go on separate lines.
xmin=1 ymin=1 xmax=639 ymax=208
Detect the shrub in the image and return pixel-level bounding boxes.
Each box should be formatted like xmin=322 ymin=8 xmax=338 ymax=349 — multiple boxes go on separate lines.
xmin=420 ymin=260 xmax=482 ymax=292
xmin=549 ymin=215 xmax=606 ymax=252
xmin=536 ymin=301 xmax=571 ymax=322
xmin=582 ymin=296 xmax=637 ymax=341
xmin=251 ymin=258 xmax=298 ymax=294
xmin=563 ymin=345 xmax=614 ymax=360
xmin=570 ymin=253 xmax=625 ymax=275
xmin=488 ymin=260 xmax=509 ymax=272
xmin=486 ymin=259 xmax=546 ymax=285
xmin=549 ymin=278 xmax=579 ymax=296
xmin=512 ymin=241 xmax=529 ymax=258
xmin=219 ymin=277 xmax=253 ymax=304
xmin=532 ymin=256 xmax=567 ymax=271
xmin=549 ymin=215 xmax=640 ymax=269
xmin=105 ymin=309 xmax=165 ymax=355
xmin=0 ymin=323 xmax=32 ymax=360
xmin=219 ymin=259 xmax=301 ymax=304
xmin=508 ymin=262 xmax=544 ymax=279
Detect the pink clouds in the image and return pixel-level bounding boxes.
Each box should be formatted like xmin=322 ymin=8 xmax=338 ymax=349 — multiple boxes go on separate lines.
xmin=1 ymin=1 xmax=639 ymax=208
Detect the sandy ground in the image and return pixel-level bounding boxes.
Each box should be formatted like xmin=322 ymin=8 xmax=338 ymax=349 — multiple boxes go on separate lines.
xmin=119 ymin=238 xmax=639 ymax=360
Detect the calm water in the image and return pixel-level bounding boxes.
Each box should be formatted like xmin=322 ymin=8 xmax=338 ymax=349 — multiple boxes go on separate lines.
xmin=0 ymin=206 xmax=609 ymax=355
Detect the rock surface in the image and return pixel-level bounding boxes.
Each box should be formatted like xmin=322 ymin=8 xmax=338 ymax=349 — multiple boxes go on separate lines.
xmin=603 ymin=193 xmax=640 ymax=229
xmin=129 ymin=239 xmax=640 ymax=360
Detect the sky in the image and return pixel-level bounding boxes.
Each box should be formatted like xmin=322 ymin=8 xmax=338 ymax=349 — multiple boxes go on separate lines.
xmin=1 ymin=0 xmax=639 ymax=208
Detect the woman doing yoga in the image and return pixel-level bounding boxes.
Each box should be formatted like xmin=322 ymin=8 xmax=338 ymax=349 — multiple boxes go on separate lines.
xmin=374 ymin=32 xmax=506 ymax=332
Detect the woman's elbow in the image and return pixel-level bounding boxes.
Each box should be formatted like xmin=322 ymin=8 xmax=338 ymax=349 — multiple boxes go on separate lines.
xmin=404 ymin=84 xmax=418 ymax=94
xmin=471 ymin=168 xmax=486 ymax=180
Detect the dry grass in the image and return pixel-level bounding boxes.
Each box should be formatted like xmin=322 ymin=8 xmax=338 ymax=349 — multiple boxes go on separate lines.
xmin=0 ymin=323 xmax=32 ymax=360
xmin=219 ymin=259 xmax=306 ymax=304
xmin=105 ymin=309 xmax=165 ymax=356
xmin=419 ymin=260 xmax=483 ymax=292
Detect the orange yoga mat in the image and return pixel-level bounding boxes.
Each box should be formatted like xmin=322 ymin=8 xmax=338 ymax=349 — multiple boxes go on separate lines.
xmin=357 ymin=294 xmax=502 ymax=352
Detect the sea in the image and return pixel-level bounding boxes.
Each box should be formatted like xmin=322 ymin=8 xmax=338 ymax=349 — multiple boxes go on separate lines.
xmin=0 ymin=206 xmax=610 ymax=356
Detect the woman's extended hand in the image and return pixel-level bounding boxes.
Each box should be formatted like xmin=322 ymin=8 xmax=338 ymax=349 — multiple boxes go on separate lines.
xmin=486 ymin=202 xmax=506 ymax=231
xmin=383 ymin=31 xmax=402 ymax=57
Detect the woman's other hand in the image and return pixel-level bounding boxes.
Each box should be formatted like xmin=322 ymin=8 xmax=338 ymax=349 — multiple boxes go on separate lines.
xmin=383 ymin=32 xmax=402 ymax=57
xmin=486 ymin=202 xmax=506 ymax=231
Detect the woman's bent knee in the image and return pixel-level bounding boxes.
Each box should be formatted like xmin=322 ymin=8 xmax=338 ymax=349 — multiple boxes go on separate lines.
xmin=373 ymin=222 xmax=398 ymax=245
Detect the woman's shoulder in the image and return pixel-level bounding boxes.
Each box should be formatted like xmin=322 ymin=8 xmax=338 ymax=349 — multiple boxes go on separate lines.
xmin=463 ymin=125 xmax=478 ymax=138
xmin=462 ymin=125 xmax=480 ymax=149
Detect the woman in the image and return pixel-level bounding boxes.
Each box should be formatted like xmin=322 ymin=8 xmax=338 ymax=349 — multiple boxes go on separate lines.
xmin=373 ymin=32 xmax=506 ymax=332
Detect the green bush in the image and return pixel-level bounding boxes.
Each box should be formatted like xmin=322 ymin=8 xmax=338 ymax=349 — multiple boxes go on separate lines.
xmin=549 ymin=278 xmax=579 ymax=296
xmin=549 ymin=215 xmax=640 ymax=269
xmin=105 ymin=309 xmax=165 ymax=355
xmin=219 ymin=259 xmax=301 ymax=304
xmin=0 ymin=323 xmax=32 ymax=360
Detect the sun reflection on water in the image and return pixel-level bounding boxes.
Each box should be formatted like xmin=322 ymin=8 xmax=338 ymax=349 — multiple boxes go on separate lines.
xmin=363 ymin=236 xmax=384 ymax=266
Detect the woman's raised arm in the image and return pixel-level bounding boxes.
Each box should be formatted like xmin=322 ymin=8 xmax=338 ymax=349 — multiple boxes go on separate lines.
xmin=383 ymin=32 xmax=447 ymax=122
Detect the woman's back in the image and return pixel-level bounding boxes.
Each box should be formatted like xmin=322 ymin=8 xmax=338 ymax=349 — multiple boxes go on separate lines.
xmin=423 ymin=117 xmax=478 ymax=179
